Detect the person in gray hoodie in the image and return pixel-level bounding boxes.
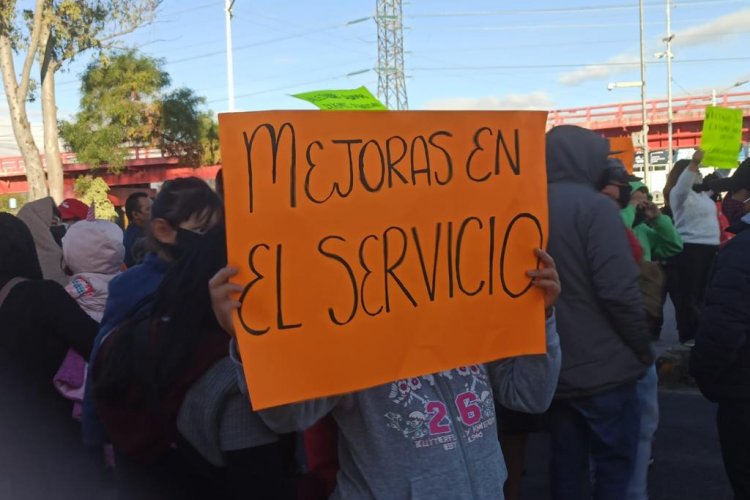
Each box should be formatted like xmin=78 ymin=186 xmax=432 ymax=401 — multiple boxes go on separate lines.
xmin=210 ymin=250 xmax=562 ymax=500
xmin=545 ymin=125 xmax=653 ymax=500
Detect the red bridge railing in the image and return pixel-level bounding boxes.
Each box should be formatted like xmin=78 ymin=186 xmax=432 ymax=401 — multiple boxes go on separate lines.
xmin=547 ymin=91 xmax=750 ymax=130
xmin=0 ymin=148 xmax=168 ymax=179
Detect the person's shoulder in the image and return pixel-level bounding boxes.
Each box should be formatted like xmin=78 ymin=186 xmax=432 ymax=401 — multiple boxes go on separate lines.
xmin=720 ymin=228 xmax=750 ymax=262
xmin=14 ymin=278 xmax=68 ymax=300
xmin=108 ymin=264 xmax=143 ymax=292
xmin=112 ymin=254 xmax=167 ymax=287
xmin=549 ymin=183 xmax=604 ymax=213
xmin=123 ymin=223 xmax=143 ymax=240
xmin=583 ymin=193 xmax=622 ymax=222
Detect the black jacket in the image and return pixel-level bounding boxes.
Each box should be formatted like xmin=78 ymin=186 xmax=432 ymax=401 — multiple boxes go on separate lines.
xmin=690 ymin=219 xmax=750 ymax=402
xmin=0 ymin=280 xmax=97 ymax=381
xmin=546 ymin=126 xmax=652 ymax=399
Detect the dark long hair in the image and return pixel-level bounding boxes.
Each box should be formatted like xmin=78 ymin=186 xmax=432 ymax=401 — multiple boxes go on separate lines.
xmin=148 ymin=223 xmax=229 ymax=391
xmin=663 ymin=159 xmax=691 ymax=208
xmin=94 ymin=195 xmax=228 ymax=402
xmin=0 ymin=213 xmax=43 ymax=289
xmin=147 ymin=177 xmax=224 ymax=260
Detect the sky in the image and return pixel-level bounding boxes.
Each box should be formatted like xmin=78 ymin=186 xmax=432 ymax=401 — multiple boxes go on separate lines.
xmin=2 ymin=0 xmax=750 ymax=156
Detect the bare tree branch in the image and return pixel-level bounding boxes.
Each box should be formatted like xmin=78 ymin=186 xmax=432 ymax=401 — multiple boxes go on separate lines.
xmin=18 ymin=0 xmax=46 ymax=101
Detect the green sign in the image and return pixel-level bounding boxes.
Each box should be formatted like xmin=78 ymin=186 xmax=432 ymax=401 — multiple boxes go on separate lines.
xmin=291 ymin=86 xmax=387 ymax=110
xmin=701 ymin=105 xmax=744 ymax=169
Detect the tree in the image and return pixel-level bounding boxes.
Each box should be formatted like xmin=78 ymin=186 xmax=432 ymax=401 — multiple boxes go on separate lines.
xmin=0 ymin=0 xmax=49 ymax=200
xmin=199 ymin=111 xmax=221 ymax=165
xmin=73 ymin=174 xmax=117 ymax=221
xmin=159 ymin=87 xmax=204 ymax=166
xmin=60 ymin=51 xmax=213 ymax=170
xmin=0 ymin=0 xmax=161 ymax=202
xmin=40 ymin=1 xmax=161 ymax=201
xmin=60 ymin=51 xmax=168 ymax=171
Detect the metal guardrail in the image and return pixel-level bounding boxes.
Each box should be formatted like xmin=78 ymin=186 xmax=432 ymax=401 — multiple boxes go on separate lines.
xmin=547 ymin=91 xmax=750 ymax=130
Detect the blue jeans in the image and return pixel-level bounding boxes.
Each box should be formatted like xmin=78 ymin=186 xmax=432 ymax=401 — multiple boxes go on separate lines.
xmin=628 ymin=364 xmax=659 ymax=500
xmin=549 ymin=381 xmax=640 ymax=500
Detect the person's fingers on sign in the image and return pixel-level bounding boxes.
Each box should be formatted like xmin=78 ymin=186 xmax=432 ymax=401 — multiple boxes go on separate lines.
xmin=209 ymin=266 xmax=242 ymax=337
xmin=211 ymin=249 xmax=560 ymax=333
xmin=692 ymin=147 xmax=704 ymax=165
xmin=526 ymin=248 xmax=561 ymax=319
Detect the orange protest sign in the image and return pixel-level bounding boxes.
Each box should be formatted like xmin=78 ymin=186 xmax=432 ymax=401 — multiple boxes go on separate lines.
xmin=219 ymin=111 xmax=549 ymax=409
xmin=608 ymin=136 xmax=636 ymax=173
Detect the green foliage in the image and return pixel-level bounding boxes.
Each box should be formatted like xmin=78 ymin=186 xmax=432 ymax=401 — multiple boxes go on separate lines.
xmin=73 ymin=174 xmax=117 ymax=221
xmin=28 ymin=1 xmax=161 ymax=65
xmin=0 ymin=192 xmax=28 ymax=215
xmin=59 ymin=50 xmax=216 ymax=170
xmin=0 ymin=1 xmax=21 ymax=48
xmin=158 ymin=87 xmax=204 ymax=166
xmin=199 ymin=112 xmax=221 ymax=165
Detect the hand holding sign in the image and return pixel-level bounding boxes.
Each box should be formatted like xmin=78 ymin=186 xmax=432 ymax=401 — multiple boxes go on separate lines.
xmin=209 ymin=266 xmax=243 ymax=337
xmin=219 ymin=110 xmax=549 ymax=409
xmin=701 ymin=106 xmax=743 ymax=169
xmin=527 ymin=248 xmax=560 ymax=318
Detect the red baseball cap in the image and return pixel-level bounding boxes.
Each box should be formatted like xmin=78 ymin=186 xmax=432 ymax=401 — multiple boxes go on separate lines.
xmin=58 ymin=198 xmax=90 ymax=221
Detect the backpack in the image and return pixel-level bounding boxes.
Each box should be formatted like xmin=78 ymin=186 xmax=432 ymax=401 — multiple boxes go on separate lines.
xmin=91 ymin=313 xmax=228 ymax=465
xmin=639 ymin=260 xmax=666 ymax=331
xmin=0 ymin=277 xmax=28 ymax=308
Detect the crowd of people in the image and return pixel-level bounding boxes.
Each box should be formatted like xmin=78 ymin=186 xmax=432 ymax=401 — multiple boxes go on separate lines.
xmin=1 ymin=124 xmax=749 ymax=499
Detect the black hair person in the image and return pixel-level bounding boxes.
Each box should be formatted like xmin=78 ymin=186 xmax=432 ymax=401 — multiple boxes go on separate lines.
xmin=147 ymin=177 xmax=224 ymax=262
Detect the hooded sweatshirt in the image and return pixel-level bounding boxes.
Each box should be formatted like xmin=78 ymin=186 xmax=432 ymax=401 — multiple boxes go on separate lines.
xmin=55 ymin=221 xmax=125 ymax=417
xmin=62 ymin=220 xmax=125 ymax=322
xmin=546 ymin=125 xmax=652 ymax=399
xmin=621 ymin=181 xmax=683 ymax=262
xmin=17 ymin=197 xmax=68 ymax=286
xmin=232 ymin=318 xmax=561 ymax=499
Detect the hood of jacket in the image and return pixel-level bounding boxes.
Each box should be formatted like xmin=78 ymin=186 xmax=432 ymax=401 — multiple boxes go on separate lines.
xmin=63 ymin=220 xmax=125 ymax=276
xmin=629 ymin=180 xmax=649 ymax=196
xmin=546 ymin=125 xmax=611 ymax=187
xmin=16 ymin=197 xmax=67 ymax=285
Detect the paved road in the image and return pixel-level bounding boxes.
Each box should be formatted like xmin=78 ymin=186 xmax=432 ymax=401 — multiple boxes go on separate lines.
xmin=519 ymin=390 xmax=732 ymax=500
xmin=516 ymin=299 xmax=733 ymax=499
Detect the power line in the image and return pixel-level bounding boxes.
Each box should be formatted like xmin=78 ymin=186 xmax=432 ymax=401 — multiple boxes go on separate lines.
xmin=407 ymin=0 xmax=739 ymax=18
xmin=159 ymin=1 xmax=223 ymax=17
xmin=168 ymin=20 xmax=367 ymax=65
xmin=442 ymin=19 xmax=706 ymax=32
xmin=205 ymin=73 xmax=361 ymax=104
xmin=409 ymin=56 xmax=750 ymax=72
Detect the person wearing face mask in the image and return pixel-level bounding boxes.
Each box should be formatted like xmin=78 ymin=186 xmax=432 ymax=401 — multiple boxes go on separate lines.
xmin=600 ymin=159 xmax=644 ymax=263
xmin=621 ymin=180 xmax=683 ymax=339
xmin=81 ymin=177 xmax=224 ymax=455
xmin=92 ymin=220 xmax=295 ymax=500
xmin=612 ymin=174 xmax=683 ymax=500
xmin=690 ymin=204 xmax=750 ymax=499
xmin=544 ymin=127 xmax=652 ymax=500
xmin=709 ymin=158 xmax=750 ymax=227
xmin=662 ymin=150 xmax=720 ymax=347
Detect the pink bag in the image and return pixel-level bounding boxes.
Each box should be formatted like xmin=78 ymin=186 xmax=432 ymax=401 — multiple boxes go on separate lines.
xmin=53 ymin=349 xmax=87 ymax=420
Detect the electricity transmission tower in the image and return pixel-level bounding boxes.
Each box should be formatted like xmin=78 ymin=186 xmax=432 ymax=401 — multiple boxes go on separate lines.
xmin=375 ymin=0 xmax=408 ymax=110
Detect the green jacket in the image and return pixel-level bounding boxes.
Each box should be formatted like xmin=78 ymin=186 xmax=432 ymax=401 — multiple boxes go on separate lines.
xmin=621 ymin=181 xmax=683 ymax=261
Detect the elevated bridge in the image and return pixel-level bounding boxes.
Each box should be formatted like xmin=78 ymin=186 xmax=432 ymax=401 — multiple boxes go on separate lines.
xmin=2 ymin=92 xmax=749 ymax=203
